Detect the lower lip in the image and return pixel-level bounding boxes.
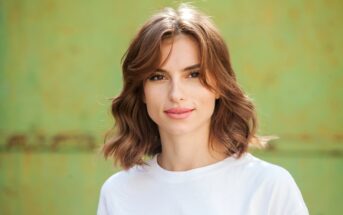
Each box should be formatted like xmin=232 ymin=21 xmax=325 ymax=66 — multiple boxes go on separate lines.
xmin=165 ymin=110 xmax=193 ymax=119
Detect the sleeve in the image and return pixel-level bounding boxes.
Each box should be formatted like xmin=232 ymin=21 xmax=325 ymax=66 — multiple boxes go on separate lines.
xmin=97 ymin=184 xmax=110 ymax=215
xmin=268 ymin=168 xmax=309 ymax=215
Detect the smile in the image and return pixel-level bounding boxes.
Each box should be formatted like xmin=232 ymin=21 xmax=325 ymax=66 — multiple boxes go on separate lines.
xmin=164 ymin=108 xmax=194 ymax=119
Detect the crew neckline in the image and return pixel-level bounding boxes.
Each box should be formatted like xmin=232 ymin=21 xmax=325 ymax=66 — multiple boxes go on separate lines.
xmin=146 ymin=152 xmax=252 ymax=183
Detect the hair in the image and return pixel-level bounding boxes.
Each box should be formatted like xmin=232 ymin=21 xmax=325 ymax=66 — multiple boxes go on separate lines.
xmin=103 ymin=3 xmax=274 ymax=170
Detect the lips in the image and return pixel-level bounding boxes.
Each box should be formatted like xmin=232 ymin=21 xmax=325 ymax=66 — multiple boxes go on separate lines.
xmin=164 ymin=108 xmax=194 ymax=119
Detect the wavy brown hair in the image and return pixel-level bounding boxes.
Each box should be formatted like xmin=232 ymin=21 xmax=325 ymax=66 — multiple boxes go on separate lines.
xmin=103 ymin=4 xmax=273 ymax=170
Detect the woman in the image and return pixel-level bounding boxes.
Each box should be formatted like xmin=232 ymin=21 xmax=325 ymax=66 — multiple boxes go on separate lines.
xmin=97 ymin=4 xmax=309 ymax=215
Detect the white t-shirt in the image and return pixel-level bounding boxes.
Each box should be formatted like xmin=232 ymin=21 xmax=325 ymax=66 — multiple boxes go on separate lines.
xmin=97 ymin=152 xmax=309 ymax=215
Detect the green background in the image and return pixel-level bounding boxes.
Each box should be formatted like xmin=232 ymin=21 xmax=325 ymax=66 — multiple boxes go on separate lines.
xmin=1 ymin=0 xmax=342 ymax=214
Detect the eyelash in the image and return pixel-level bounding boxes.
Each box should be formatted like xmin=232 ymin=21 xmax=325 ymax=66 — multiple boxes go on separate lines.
xmin=147 ymin=71 xmax=200 ymax=81
xmin=189 ymin=71 xmax=200 ymax=78
xmin=148 ymin=74 xmax=165 ymax=81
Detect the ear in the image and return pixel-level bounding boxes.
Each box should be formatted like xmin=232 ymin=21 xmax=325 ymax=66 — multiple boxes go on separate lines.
xmin=214 ymin=91 xmax=220 ymax=100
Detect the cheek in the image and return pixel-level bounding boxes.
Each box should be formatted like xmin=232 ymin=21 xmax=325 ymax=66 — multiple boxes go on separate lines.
xmin=193 ymin=85 xmax=217 ymax=103
xmin=197 ymin=90 xmax=217 ymax=113
xmin=143 ymin=86 xmax=163 ymax=115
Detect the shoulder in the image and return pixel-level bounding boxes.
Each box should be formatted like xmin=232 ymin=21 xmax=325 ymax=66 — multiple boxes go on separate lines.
xmin=100 ymin=160 xmax=154 ymax=196
xmin=100 ymin=170 xmax=128 ymax=195
xmin=97 ymin=166 xmax=143 ymax=214
xmin=236 ymin=153 xmax=303 ymax=196
xmin=242 ymin=153 xmax=309 ymax=214
xmin=241 ymin=153 xmax=295 ymax=183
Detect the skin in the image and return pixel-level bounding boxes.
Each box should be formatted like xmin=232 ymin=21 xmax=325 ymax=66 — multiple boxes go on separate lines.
xmin=143 ymin=34 xmax=227 ymax=171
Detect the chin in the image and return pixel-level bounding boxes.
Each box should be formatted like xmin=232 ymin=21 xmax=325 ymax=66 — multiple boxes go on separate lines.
xmin=161 ymin=125 xmax=196 ymax=136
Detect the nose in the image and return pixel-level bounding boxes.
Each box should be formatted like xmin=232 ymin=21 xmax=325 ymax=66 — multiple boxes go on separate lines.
xmin=169 ymin=79 xmax=185 ymax=102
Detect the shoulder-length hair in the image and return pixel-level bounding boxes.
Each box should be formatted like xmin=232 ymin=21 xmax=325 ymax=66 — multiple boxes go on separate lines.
xmin=103 ymin=4 xmax=272 ymax=170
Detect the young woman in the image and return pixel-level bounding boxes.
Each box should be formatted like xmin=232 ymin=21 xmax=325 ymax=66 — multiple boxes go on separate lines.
xmin=97 ymin=4 xmax=309 ymax=215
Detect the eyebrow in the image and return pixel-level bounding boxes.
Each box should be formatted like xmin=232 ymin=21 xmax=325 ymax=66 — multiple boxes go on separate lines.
xmin=155 ymin=64 xmax=200 ymax=73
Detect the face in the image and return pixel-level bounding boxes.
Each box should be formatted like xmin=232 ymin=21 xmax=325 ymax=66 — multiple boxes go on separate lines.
xmin=143 ymin=34 xmax=219 ymax=136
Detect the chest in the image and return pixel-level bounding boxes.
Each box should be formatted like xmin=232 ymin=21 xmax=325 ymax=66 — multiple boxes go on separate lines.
xmin=109 ymin=176 xmax=273 ymax=215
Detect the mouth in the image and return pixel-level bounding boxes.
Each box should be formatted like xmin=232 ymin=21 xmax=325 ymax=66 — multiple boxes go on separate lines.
xmin=164 ymin=108 xmax=194 ymax=119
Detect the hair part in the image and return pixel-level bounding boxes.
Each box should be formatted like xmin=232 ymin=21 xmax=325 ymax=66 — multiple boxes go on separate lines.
xmin=103 ymin=3 xmax=274 ymax=170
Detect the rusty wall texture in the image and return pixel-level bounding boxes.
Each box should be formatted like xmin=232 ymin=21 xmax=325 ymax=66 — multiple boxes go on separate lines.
xmin=0 ymin=0 xmax=342 ymax=214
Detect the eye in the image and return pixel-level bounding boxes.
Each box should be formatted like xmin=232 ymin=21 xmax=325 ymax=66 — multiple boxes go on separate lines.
xmin=147 ymin=73 xmax=166 ymax=81
xmin=188 ymin=71 xmax=200 ymax=78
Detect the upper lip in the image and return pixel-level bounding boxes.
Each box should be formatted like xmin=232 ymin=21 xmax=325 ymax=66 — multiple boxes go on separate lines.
xmin=164 ymin=108 xmax=194 ymax=114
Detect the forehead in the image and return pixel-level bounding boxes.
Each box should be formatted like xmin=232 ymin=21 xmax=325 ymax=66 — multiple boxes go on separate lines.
xmin=159 ymin=34 xmax=200 ymax=70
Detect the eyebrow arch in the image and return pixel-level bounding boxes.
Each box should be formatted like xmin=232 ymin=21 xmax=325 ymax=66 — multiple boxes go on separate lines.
xmin=155 ymin=64 xmax=200 ymax=73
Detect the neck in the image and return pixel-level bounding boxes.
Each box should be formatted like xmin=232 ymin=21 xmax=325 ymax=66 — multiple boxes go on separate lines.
xmin=157 ymin=129 xmax=227 ymax=171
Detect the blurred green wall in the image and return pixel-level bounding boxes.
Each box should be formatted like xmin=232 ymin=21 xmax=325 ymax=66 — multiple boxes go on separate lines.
xmin=0 ymin=0 xmax=342 ymax=214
